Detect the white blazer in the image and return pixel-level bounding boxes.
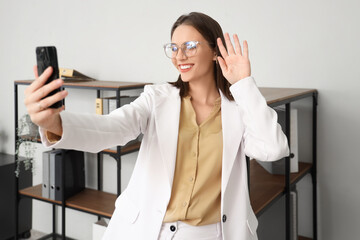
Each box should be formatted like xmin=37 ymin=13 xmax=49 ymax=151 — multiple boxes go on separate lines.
xmin=40 ymin=77 xmax=289 ymax=240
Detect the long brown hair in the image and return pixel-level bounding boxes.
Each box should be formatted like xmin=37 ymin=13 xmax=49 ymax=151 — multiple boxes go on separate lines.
xmin=169 ymin=12 xmax=234 ymax=101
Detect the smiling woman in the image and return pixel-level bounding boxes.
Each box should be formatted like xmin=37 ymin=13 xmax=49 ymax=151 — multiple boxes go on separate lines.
xmin=168 ymin=12 xmax=232 ymax=101
xmin=24 ymin=11 xmax=288 ymax=240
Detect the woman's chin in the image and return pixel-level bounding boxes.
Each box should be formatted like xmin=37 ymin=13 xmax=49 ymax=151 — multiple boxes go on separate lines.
xmin=180 ymin=75 xmax=191 ymax=83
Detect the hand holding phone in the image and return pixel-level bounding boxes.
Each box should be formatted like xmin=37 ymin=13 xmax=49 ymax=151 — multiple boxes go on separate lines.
xmin=23 ymin=46 xmax=67 ymax=136
xmin=36 ymin=46 xmax=63 ymax=108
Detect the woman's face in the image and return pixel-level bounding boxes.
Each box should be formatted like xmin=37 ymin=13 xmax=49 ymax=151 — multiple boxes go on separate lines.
xmin=171 ymin=24 xmax=216 ymax=84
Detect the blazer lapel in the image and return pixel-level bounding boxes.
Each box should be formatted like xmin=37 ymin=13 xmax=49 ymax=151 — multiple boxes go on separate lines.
xmin=154 ymin=86 xmax=181 ymax=188
xmin=220 ymin=91 xmax=244 ymax=193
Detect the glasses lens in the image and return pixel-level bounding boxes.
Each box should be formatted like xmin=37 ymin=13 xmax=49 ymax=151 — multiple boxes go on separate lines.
xmin=164 ymin=43 xmax=178 ymax=58
xmin=184 ymin=41 xmax=197 ymax=57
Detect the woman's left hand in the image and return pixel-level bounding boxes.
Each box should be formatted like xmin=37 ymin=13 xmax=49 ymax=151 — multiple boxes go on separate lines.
xmin=217 ymin=33 xmax=251 ymax=84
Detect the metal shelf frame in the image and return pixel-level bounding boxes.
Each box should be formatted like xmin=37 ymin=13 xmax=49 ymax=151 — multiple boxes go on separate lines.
xmin=247 ymin=89 xmax=318 ymax=240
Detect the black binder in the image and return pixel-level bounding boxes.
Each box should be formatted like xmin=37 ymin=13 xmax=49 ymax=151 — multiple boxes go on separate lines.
xmin=51 ymin=150 xmax=85 ymax=201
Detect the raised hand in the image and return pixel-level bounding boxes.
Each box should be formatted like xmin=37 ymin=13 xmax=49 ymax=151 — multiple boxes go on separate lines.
xmin=24 ymin=66 xmax=67 ymax=136
xmin=217 ymin=33 xmax=251 ymax=84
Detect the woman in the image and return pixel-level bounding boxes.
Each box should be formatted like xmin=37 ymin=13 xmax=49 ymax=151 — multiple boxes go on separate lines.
xmin=24 ymin=12 xmax=289 ymax=240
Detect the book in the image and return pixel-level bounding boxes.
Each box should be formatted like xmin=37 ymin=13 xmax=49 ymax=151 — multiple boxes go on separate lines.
xmin=290 ymin=190 xmax=298 ymax=240
xmin=42 ymin=150 xmax=52 ymax=199
xmin=95 ymin=96 xmax=138 ymax=115
xmin=59 ymin=68 xmax=95 ymax=82
xmin=49 ymin=150 xmax=85 ymax=201
xmin=95 ymin=98 xmax=103 ymax=115
xmin=108 ymin=96 xmax=137 ymax=113
xmin=49 ymin=149 xmax=62 ymax=200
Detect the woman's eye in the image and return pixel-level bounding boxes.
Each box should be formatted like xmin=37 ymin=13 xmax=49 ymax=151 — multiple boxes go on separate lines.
xmin=186 ymin=42 xmax=196 ymax=49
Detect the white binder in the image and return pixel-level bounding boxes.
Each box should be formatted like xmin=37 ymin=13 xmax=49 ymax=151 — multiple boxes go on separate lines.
xmin=42 ymin=150 xmax=52 ymax=199
xmin=49 ymin=149 xmax=62 ymax=200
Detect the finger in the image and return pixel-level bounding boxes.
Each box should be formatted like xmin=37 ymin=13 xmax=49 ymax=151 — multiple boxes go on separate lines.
xmin=217 ymin=56 xmax=228 ymax=72
xmin=243 ymin=40 xmax=249 ymax=59
xmin=25 ymin=78 xmax=64 ymax=106
xmin=34 ymin=78 xmax=64 ymax=102
xmin=234 ymin=34 xmax=242 ymax=56
xmin=217 ymin=37 xmax=229 ymax=58
xmin=30 ymin=106 xmax=64 ymax=126
xmin=33 ymin=65 xmax=39 ymax=78
xmin=40 ymin=89 xmax=68 ymax=110
xmin=27 ymin=90 xmax=67 ymax=114
xmin=26 ymin=66 xmax=53 ymax=96
xmin=225 ymin=33 xmax=236 ymax=55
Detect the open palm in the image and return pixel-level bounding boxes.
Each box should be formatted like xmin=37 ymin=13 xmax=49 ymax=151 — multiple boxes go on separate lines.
xmin=217 ymin=33 xmax=251 ymax=84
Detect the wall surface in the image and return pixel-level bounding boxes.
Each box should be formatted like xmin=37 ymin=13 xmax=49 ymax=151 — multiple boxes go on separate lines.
xmin=1 ymin=0 xmax=360 ymax=239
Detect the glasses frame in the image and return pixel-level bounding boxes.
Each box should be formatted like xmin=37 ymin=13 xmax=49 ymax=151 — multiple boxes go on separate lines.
xmin=163 ymin=40 xmax=202 ymax=59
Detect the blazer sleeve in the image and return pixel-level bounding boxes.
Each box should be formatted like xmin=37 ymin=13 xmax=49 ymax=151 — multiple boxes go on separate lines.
xmin=39 ymin=85 xmax=154 ymax=153
xmin=230 ymin=77 xmax=289 ymax=162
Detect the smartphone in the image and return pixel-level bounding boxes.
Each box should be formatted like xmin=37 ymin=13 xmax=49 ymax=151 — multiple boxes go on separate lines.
xmin=36 ymin=46 xmax=63 ymax=108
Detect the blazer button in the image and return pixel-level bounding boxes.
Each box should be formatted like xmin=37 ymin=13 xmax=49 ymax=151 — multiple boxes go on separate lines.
xmin=170 ymin=225 xmax=176 ymax=232
xmin=222 ymin=214 xmax=227 ymax=223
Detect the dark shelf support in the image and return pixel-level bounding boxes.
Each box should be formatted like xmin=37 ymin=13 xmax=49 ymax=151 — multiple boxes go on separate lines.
xmin=312 ymin=92 xmax=318 ymax=240
xmin=14 ymin=83 xmax=19 ymax=240
xmin=116 ymin=89 xmax=122 ymax=196
xmin=246 ymin=156 xmax=250 ymax=194
xmin=61 ymin=150 xmax=66 ymax=240
xmin=97 ymin=152 xmax=103 ymax=221
xmin=53 ymin=204 xmax=56 ymax=236
xmin=285 ymin=103 xmax=291 ymax=240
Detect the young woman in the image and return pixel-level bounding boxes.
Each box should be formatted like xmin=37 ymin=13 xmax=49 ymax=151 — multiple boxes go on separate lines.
xmin=24 ymin=12 xmax=289 ymax=240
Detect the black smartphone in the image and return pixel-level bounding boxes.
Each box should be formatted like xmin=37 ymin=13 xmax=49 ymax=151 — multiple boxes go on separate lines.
xmin=36 ymin=46 xmax=63 ymax=108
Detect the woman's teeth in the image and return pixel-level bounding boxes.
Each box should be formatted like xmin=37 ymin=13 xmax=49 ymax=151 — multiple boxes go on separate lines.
xmin=180 ymin=65 xmax=192 ymax=69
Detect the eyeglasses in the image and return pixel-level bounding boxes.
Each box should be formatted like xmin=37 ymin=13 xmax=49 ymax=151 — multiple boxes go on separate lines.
xmin=163 ymin=41 xmax=201 ymax=59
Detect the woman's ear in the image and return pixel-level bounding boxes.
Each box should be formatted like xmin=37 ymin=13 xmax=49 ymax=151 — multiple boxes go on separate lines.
xmin=213 ymin=51 xmax=217 ymax=61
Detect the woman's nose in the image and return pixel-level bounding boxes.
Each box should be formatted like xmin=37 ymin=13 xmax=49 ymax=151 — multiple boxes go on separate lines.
xmin=176 ymin=48 xmax=187 ymax=60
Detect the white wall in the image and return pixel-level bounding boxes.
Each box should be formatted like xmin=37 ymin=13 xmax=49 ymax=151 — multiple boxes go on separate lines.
xmin=1 ymin=0 xmax=359 ymax=239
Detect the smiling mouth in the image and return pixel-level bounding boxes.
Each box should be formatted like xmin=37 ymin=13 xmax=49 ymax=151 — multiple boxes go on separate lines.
xmin=179 ymin=64 xmax=194 ymax=72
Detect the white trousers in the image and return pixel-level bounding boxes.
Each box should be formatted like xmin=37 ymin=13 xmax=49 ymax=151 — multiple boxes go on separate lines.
xmin=158 ymin=221 xmax=223 ymax=240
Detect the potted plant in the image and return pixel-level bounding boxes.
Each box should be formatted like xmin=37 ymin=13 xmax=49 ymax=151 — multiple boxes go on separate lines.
xmin=15 ymin=114 xmax=39 ymax=177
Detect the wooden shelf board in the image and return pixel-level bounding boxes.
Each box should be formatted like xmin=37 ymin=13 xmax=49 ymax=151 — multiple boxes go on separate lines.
xmin=18 ymin=134 xmax=40 ymax=143
xmin=250 ymin=160 xmax=312 ymax=215
xmin=103 ymin=141 xmax=141 ymax=155
xmin=19 ymin=184 xmax=116 ymax=218
xmin=66 ymin=188 xmax=116 ymax=218
xmin=19 ymin=184 xmax=61 ymax=204
xmin=299 ymin=236 xmax=312 ymax=240
xmin=15 ymin=79 xmax=150 ymax=89
xmin=259 ymin=87 xmax=317 ymax=105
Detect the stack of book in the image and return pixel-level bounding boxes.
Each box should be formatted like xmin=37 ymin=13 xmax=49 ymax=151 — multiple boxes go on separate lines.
xmin=95 ymin=96 xmax=138 ymax=115
xmin=59 ymin=68 xmax=95 ymax=82
xmin=42 ymin=150 xmax=85 ymax=201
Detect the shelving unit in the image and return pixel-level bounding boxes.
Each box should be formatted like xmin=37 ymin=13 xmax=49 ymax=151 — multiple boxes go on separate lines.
xmin=14 ymin=81 xmax=317 ymax=240
xmin=250 ymin=87 xmax=318 ymax=240
xmin=14 ymin=80 xmax=149 ymax=240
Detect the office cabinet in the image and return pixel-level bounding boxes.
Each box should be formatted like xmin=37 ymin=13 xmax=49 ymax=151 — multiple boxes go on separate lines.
xmin=0 ymin=153 xmax=32 ymax=239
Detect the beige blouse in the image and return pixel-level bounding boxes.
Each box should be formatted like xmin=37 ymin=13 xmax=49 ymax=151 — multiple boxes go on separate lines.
xmin=163 ymin=96 xmax=223 ymax=226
